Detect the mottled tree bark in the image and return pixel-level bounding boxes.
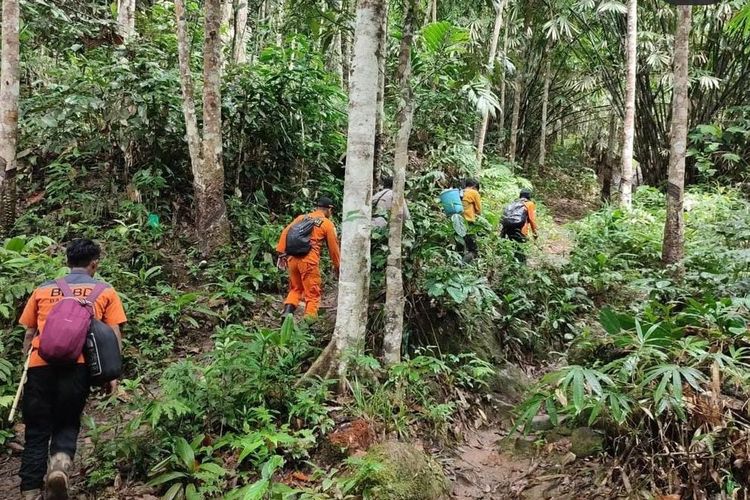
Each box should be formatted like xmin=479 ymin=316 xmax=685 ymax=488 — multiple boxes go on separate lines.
xmin=373 ymin=2 xmax=388 ymax=176
xmin=383 ymin=0 xmax=416 ymax=367
xmin=0 ymin=0 xmax=20 ymax=233
xmin=201 ymin=0 xmax=231 ymax=251
xmin=662 ymin=5 xmax=692 ymax=269
xmin=302 ymin=0 xmax=386 ymax=385
xmin=620 ymin=0 xmax=637 ymax=209
xmin=232 ymin=0 xmax=249 ymax=64
xmin=175 ymin=0 xmax=231 ymax=255
xmin=117 ymin=0 xmax=136 ymax=42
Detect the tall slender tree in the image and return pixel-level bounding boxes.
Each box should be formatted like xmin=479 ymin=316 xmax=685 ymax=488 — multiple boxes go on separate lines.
xmin=662 ymin=5 xmax=692 ymax=269
xmin=620 ymin=0 xmax=637 ymax=209
xmin=374 ymin=3 xmax=389 ymax=175
xmin=508 ymin=73 xmax=522 ymax=164
xmin=303 ymin=0 xmax=386 ymax=383
xmin=538 ymin=56 xmax=551 ymax=168
xmin=232 ymin=0 xmax=249 ymax=64
xmin=496 ymin=13 xmax=510 ymax=155
xmin=384 ymin=0 xmax=417 ymax=366
xmin=175 ymin=0 xmax=231 ymax=255
xmin=475 ymin=0 xmax=506 ymax=166
xmin=0 ymin=0 xmax=20 ymax=233
xmin=117 ymin=0 xmax=137 ymax=42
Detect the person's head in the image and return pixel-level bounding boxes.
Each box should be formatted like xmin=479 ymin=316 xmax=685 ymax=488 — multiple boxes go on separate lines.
xmin=465 ymin=178 xmax=479 ymax=190
xmin=381 ymin=176 xmax=394 ymax=190
xmin=66 ymin=239 xmax=101 ymax=276
xmin=520 ymin=189 xmax=532 ymax=200
xmin=316 ymin=196 xmax=335 ymax=218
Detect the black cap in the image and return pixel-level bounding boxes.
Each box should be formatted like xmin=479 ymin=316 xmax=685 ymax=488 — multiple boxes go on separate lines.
xmin=317 ymin=196 xmax=335 ymax=208
xmin=520 ymin=189 xmax=532 ymax=199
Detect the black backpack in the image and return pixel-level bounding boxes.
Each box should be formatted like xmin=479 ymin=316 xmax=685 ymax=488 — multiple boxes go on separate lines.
xmin=502 ymin=199 xmax=528 ymax=229
xmin=285 ymin=216 xmax=324 ymax=256
xmin=84 ymin=319 xmax=122 ymax=386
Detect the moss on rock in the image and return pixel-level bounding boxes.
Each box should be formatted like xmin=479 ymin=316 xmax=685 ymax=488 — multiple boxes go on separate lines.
xmin=359 ymin=441 xmax=448 ymax=500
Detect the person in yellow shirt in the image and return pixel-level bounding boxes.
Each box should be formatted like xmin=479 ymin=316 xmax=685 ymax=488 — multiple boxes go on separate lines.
xmin=461 ymin=179 xmax=482 ymax=259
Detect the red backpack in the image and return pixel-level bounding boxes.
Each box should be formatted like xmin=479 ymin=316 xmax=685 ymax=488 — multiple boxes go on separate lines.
xmin=38 ymin=279 xmax=107 ymax=364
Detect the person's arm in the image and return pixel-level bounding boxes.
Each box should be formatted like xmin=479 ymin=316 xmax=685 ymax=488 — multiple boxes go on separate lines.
xmin=528 ymin=202 xmax=539 ymax=236
xmin=325 ymin=221 xmax=341 ymax=271
xmin=19 ymin=290 xmax=38 ymax=355
xmin=475 ymin=193 xmax=482 ymax=215
xmin=23 ymin=328 xmax=37 ymax=356
xmin=102 ymin=291 xmax=128 ymax=393
xmin=277 ymin=222 xmax=292 ymax=254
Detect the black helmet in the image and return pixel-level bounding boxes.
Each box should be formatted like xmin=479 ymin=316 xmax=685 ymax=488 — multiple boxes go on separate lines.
xmin=520 ymin=189 xmax=532 ymax=200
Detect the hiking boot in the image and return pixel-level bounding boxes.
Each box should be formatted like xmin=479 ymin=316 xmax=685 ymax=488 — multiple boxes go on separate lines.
xmin=45 ymin=453 xmax=72 ymax=500
xmin=21 ymin=489 xmax=42 ymax=500
xmin=281 ymin=304 xmax=296 ymax=316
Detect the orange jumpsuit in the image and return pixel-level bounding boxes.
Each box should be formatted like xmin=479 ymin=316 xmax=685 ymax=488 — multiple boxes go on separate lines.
xmin=521 ymin=200 xmax=538 ymax=237
xmin=277 ymin=210 xmax=341 ymax=317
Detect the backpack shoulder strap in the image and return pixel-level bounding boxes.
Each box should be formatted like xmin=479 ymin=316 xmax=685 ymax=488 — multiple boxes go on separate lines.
xmin=56 ymin=278 xmax=74 ymax=298
xmin=313 ymin=217 xmax=324 ymax=227
xmin=86 ymin=283 xmax=109 ymax=305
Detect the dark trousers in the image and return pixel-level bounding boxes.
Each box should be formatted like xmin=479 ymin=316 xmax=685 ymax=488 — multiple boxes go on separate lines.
xmin=502 ymin=227 xmax=528 ymax=263
xmin=464 ymin=234 xmax=478 ymax=255
xmin=20 ymin=365 xmax=89 ymax=491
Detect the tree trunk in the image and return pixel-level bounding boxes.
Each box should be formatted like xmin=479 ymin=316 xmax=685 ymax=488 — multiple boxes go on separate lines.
xmin=117 ymin=0 xmax=136 ymax=42
xmin=620 ymin=0 xmax=637 ymax=209
xmin=0 ymin=0 xmax=20 ymax=234
xmin=383 ymin=0 xmax=416 ymax=367
xmin=327 ymin=0 xmax=344 ymax=86
xmin=232 ymin=0 xmax=249 ymax=64
xmin=174 ymin=0 xmax=202 ymax=171
xmin=175 ymin=0 xmax=231 ymax=255
xmin=475 ymin=0 xmax=505 ymax=167
xmin=662 ymin=5 xmax=691 ymax=269
xmin=508 ymin=73 xmax=522 ymax=164
xmin=373 ymin=2 xmax=388 ymax=176
xmin=497 ymin=14 xmax=510 ymax=155
xmin=342 ymin=0 xmax=354 ymax=91
xmin=200 ymin=0 xmax=231 ymax=253
xmin=602 ymin=112 xmax=617 ymax=202
xmin=221 ymin=0 xmax=235 ymax=60
xmin=303 ymin=0 xmax=385 ymax=384
xmin=538 ymin=56 xmax=551 ymax=168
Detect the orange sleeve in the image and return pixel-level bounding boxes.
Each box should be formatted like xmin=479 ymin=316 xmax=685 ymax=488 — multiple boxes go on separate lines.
xmin=19 ymin=290 xmax=38 ymax=329
xmin=324 ymin=220 xmax=341 ymax=269
xmin=475 ymin=192 xmax=482 ymax=215
xmin=101 ymin=288 xmax=127 ymax=327
xmin=277 ymin=215 xmax=303 ymax=253
xmin=528 ymin=202 xmax=538 ymax=234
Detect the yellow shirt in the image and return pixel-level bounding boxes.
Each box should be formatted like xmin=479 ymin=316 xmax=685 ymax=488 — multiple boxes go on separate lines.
xmin=462 ymin=188 xmax=482 ymax=222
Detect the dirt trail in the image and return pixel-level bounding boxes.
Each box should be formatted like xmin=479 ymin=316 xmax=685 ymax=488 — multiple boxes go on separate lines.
xmin=443 ymin=196 xmax=609 ymax=499
xmin=445 ymin=425 xmax=615 ymax=499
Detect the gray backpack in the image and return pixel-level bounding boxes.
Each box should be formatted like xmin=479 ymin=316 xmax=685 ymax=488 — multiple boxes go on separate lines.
xmin=502 ymin=199 xmax=528 ymax=229
xmin=285 ymin=216 xmax=323 ymax=256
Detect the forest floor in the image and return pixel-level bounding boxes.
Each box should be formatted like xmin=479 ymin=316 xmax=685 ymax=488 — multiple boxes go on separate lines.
xmin=441 ymin=195 xmax=623 ymax=500
xmin=0 ymin=195 xmax=609 ymax=500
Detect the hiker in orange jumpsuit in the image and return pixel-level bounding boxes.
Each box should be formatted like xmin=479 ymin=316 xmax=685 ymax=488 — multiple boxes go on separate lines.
xmin=501 ymin=189 xmax=539 ymax=263
xmin=277 ymin=197 xmax=341 ymax=318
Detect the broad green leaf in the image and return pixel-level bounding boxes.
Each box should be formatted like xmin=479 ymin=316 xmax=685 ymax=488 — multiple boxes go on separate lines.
xmin=174 ymin=437 xmax=196 ymax=470
xmin=599 ymin=308 xmax=621 ymax=335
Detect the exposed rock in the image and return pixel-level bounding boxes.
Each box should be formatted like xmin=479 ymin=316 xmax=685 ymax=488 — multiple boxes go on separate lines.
xmin=569 ymin=427 xmax=603 ymax=457
xmin=357 ymin=441 xmax=448 ymax=500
